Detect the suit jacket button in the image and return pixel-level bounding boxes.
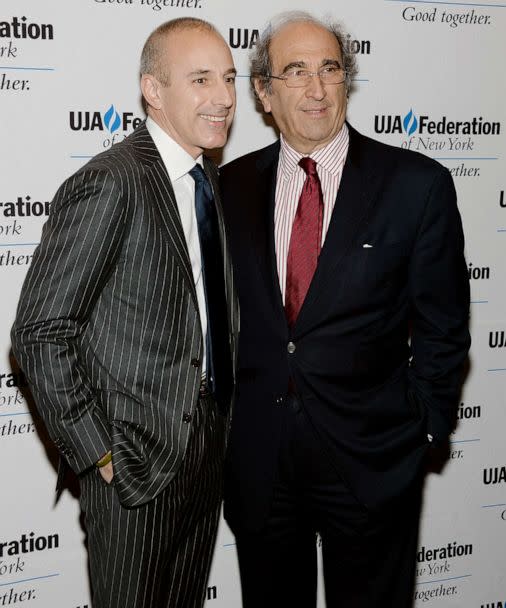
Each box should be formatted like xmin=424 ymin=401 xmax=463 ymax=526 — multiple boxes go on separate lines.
xmin=191 ymin=358 xmax=201 ymax=368
xmin=287 ymin=342 xmax=296 ymax=354
xmin=275 ymin=396 xmax=284 ymax=406
xmin=183 ymin=412 xmax=192 ymax=423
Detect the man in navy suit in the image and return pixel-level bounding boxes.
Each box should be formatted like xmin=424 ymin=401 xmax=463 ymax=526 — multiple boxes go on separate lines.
xmin=220 ymin=11 xmax=470 ymax=607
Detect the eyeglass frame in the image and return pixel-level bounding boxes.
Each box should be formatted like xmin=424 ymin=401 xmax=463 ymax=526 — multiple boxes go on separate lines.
xmin=263 ymin=65 xmax=347 ymax=88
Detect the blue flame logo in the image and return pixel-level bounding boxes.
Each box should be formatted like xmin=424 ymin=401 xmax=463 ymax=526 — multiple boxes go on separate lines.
xmin=403 ymin=109 xmax=418 ymax=136
xmin=103 ymin=104 xmax=121 ymax=134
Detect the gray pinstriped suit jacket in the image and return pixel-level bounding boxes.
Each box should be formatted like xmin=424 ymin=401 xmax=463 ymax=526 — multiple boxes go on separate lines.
xmin=11 ymin=122 xmax=239 ymax=508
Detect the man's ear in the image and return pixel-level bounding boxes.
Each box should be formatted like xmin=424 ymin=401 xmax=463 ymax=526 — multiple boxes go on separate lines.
xmin=141 ymin=74 xmax=163 ymax=111
xmin=254 ymin=78 xmax=272 ymax=114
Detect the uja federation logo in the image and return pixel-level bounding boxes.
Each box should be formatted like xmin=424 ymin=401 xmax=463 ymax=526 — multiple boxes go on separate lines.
xmin=103 ymin=104 xmax=121 ymax=133
xmin=69 ymin=104 xmax=142 ymax=133
xmin=403 ymin=109 xmax=418 ymax=136
xmin=375 ymin=109 xmax=418 ymax=136
xmin=374 ymin=109 xmax=500 ymax=136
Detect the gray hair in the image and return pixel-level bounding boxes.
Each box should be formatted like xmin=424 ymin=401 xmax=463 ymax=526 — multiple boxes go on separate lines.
xmin=250 ymin=11 xmax=357 ymax=97
xmin=140 ymin=17 xmax=219 ymax=86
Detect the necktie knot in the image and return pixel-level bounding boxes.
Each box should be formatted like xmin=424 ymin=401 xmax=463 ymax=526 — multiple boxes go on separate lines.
xmin=298 ymin=157 xmax=318 ymax=177
xmin=189 ymin=164 xmax=213 ymax=199
xmin=189 ymin=163 xmax=205 ymax=183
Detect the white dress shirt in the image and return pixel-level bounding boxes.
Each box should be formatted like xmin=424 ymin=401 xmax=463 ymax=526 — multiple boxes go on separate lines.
xmin=275 ymin=124 xmax=349 ymax=302
xmin=146 ymin=117 xmax=207 ymax=370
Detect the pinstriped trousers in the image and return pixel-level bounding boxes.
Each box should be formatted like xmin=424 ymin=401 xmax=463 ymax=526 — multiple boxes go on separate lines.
xmin=79 ymin=395 xmax=226 ymax=608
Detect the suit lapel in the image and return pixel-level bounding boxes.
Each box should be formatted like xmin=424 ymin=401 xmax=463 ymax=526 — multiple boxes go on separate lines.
xmin=294 ymin=126 xmax=383 ymax=333
xmin=249 ymin=143 xmax=288 ymax=327
xmin=130 ymin=123 xmax=197 ymax=305
xmin=205 ymin=158 xmax=240 ymax=344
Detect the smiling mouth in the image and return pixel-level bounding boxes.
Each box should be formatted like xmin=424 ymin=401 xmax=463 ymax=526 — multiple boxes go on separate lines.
xmin=303 ymin=108 xmax=328 ymax=115
xmin=199 ymin=114 xmax=227 ymax=123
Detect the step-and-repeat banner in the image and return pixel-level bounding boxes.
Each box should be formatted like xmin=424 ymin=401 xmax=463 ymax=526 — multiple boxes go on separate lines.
xmin=1 ymin=1 xmax=505 ymax=606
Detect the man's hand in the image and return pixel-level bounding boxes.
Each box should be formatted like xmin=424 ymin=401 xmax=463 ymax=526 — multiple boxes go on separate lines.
xmin=96 ymin=451 xmax=114 ymax=484
xmin=99 ymin=460 xmax=114 ymax=484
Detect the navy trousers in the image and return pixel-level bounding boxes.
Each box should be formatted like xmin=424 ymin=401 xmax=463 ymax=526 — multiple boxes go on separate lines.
xmin=235 ymin=393 xmax=423 ymax=608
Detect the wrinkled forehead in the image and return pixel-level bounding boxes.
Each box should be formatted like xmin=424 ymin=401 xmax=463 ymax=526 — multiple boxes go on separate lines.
xmin=269 ymin=22 xmax=342 ymax=70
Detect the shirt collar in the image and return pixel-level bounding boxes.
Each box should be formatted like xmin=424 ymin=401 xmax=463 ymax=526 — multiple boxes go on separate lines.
xmin=146 ymin=116 xmax=203 ymax=181
xmin=279 ymin=123 xmax=349 ymax=180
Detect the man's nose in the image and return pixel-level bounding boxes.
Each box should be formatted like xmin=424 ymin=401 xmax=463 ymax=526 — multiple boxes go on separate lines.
xmin=304 ymin=73 xmax=327 ymax=100
xmin=214 ymin=79 xmax=235 ymax=108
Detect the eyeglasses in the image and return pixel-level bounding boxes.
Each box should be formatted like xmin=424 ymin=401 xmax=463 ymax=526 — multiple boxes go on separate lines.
xmin=266 ymin=66 xmax=346 ymax=88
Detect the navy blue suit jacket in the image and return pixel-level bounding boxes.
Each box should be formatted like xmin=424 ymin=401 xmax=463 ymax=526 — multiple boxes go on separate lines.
xmin=220 ymin=124 xmax=470 ymax=533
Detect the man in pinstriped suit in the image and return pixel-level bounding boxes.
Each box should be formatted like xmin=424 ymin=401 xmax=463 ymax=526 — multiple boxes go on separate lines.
xmin=11 ymin=18 xmax=238 ymax=608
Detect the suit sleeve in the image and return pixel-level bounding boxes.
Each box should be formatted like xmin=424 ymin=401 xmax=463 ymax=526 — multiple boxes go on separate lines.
xmin=408 ymin=167 xmax=470 ymax=443
xmin=11 ymin=167 xmax=128 ymax=474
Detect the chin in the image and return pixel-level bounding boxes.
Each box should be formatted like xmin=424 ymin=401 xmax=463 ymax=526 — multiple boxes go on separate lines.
xmin=304 ymin=127 xmax=334 ymax=143
xmin=204 ymin=135 xmax=228 ymax=151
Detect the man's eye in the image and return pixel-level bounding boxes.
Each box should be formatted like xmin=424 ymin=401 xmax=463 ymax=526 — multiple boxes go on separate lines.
xmin=322 ymin=66 xmax=340 ymax=74
xmin=287 ymin=69 xmax=308 ymax=78
xmin=194 ymin=77 xmax=207 ymax=84
xmin=225 ymin=76 xmax=236 ymax=84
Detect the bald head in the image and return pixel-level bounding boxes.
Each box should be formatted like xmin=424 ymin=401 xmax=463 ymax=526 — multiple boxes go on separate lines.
xmin=139 ymin=18 xmax=236 ymax=159
xmin=140 ymin=17 xmax=220 ymax=86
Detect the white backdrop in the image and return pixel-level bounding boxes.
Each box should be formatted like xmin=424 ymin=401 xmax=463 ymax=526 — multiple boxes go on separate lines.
xmin=1 ymin=1 xmax=505 ymax=606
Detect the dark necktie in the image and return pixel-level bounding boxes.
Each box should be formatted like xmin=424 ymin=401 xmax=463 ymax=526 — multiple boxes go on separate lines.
xmin=190 ymin=164 xmax=233 ymax=410
xmin=285 ymin=157 xmax=324 ymax=327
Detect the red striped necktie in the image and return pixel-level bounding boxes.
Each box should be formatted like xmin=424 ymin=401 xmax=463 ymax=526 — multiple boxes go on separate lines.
xmin=285 ymin=157 xmax=324 ymax=327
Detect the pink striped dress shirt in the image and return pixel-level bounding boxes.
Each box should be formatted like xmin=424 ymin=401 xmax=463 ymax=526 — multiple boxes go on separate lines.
xmin=275 ymin=124 xmax=350 ymax=302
